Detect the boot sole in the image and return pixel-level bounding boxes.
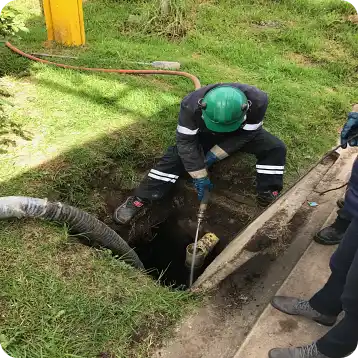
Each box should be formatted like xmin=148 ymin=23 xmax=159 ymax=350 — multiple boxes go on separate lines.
xmin=113 ymin=212 xmax=131 ymax=225
xmin=314 ymin=233 xmax=341 ymax=246
xmin=113 ymin=207 xmax=142 ymax=225
xmin=271 ymin=300 xmax=336 ymax=327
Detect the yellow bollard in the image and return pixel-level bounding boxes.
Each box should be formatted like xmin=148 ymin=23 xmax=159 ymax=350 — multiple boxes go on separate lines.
xmin=43 ymin=0 xmax=85 ymax=46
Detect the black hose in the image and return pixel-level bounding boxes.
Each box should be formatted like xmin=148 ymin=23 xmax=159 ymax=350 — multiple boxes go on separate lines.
xmin=0 ymin=196 xmax=144 ymax=269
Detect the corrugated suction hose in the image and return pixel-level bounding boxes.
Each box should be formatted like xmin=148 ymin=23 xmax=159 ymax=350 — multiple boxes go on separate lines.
xmin=0 ymin=196 xmax=144 ymax=269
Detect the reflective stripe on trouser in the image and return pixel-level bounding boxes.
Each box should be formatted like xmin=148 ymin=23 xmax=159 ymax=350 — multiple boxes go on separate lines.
xmin=135 ymin=146 xmax=186 ymax=200
xmin=255 ymin=165 xmax=285 ymax=191
xmin=239 ymin=129 xmax=286 ymax=193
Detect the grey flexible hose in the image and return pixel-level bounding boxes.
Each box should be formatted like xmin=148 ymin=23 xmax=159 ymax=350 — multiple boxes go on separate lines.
xmin=0 ymin=196 xmax=144 ymax=269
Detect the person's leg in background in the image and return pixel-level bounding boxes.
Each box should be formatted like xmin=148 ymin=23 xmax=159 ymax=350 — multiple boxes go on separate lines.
xmin=113 ymin=146 xmax=186 ymax=224
xmin=315 ymin=208 xmax=352 ymax=246
xmin=241 ymin=128 xmax=286 ymax=206
xmin=313 ymin=217 xmax=358 ymax=357
xmin=269 ymin=217 xmax=358 ymax=358
xmin=315 ymin=158 xmax=358 ymax=246
xmin=310 ymin=216 xmax=358 ymax=317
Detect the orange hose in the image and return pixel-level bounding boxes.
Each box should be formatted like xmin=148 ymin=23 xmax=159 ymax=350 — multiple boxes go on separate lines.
xmin=5 ymin=41 xmax=201 ymax=90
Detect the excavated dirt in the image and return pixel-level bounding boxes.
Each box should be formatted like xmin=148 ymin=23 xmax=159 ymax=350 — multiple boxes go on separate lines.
xmin=244 ymin=206 xmax=310 ymax=254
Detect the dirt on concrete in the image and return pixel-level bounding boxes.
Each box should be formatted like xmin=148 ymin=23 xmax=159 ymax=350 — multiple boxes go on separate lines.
xmin=278 ymin=318 xmax=299 ymax=333
xmin=244 ymin=206 xmax=310 ymax=254
xmin=153 ymin=205 xmax=315 ymax=358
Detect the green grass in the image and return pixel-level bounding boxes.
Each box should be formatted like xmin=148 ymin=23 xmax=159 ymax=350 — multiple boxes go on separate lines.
xmin=0 ymin=221 xmax=192 ymax=358
xmin=0 ymin=0 xmax=358 ymax=356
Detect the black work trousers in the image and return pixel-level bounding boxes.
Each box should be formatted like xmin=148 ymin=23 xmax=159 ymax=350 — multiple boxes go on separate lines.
xmin=135 ymin=128 xmax=286 ymax=201
xmin=309 ymin=217 xmax=358 ymax=358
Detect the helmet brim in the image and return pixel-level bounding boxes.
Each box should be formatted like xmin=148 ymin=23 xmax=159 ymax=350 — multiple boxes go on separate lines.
xmin=202 ymin=112 xmax=244 ymax=133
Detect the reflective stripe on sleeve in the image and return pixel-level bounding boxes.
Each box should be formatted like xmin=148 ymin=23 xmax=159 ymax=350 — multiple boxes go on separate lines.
xmin=177 ymin=125 xmax=199 ymax=135
xmin=243 ymin=122 xmax=263 ymax=131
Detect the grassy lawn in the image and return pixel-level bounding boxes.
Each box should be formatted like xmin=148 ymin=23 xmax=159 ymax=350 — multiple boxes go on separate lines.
xmin=0 ymin=0 xmax=358 ymax=356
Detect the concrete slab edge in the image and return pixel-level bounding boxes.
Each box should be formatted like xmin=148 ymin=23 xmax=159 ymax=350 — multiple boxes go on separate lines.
xmin=193 ymin=149 xmax=356 ymax=291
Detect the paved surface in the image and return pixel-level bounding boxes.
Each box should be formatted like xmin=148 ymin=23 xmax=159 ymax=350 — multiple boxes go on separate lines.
xmin=234 ymin=240 xmax=336 ymax=358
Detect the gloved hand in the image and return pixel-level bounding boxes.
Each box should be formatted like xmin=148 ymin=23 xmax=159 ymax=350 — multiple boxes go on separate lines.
xmin=205 ymin=151 xmax=219 ymax=168
xmin=193 ymin=177 xmax=214 ymax=201
xmin=341 ymin=112 xmax=358 ymax=148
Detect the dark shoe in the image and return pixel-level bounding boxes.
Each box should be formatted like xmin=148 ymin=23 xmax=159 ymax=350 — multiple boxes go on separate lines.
xmin=269 ymin=342 xmax=329 ymax=358
xmin=271 ymin=297 xmax=337 ymax=326
xmin=314 ymin=215 xmax=350 ymax=245
xmin=113 ymin=196 xmax=145 ymax=225
xmin=315 ymin=226 xmax=344 ymax=245
xmin=257 ymin=191 xmax=279 ymax=207
xmin=337 ymin=198 xmax=345 ymax=209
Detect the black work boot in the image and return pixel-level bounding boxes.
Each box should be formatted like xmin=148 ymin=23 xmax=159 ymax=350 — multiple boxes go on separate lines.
xmin=269 ymin=342 xmax=330 ymax=358
xmin=271 ymin=297 xmax=337 ymax=326
xmin=257 ymin=190 xmax=279 ymax=207
xmin=337 ymin=198 xmax=345 ymax=209
xmin=315 ymin=215 xmax=350 ymax=246
xmin=113 ymin=196 xmax=146 ymax=225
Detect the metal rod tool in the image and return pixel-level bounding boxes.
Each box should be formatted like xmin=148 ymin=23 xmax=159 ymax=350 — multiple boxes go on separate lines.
xmin=189 ymin=189 xmax=211 ymax=287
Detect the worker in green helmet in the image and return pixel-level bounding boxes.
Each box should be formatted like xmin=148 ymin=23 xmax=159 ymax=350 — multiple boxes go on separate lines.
xmin=114 ymin=83 xmax=287 ymax=225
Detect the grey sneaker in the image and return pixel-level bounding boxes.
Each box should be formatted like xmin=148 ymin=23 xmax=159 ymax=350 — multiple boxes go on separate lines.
xmin=271 ymin=297 xmax=337 ymax=326
xmin=113 ymin=196 xmax=146 ymax=225
xmin=269 ymin=342 xmax=329 ymax=358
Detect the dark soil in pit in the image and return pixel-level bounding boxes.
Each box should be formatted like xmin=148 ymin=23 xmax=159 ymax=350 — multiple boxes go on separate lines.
xmin=129 ymin=190 xmax=255 ymax=289
xmin=132 ymin=200 xmax=253 ymax=288
xmin=92 ymin=163 xmax=260 ymax=289
xmin=134 ymin=216 xmax=206 ymax=289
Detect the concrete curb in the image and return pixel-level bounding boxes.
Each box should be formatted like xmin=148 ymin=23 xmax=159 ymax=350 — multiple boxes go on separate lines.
xmin=193 ymin=149 xmax=356 ymax=291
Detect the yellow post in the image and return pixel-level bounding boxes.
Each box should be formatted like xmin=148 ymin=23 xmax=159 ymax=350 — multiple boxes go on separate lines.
xmin=43 ymin=0 xmax=85 ymax=46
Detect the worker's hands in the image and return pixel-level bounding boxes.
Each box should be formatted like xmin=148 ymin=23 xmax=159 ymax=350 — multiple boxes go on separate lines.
xmin=341 ymin=111 xmax=358 ymax=148
xmin=205 ymin=151 xmax=219 ymax=168
xmin=193 ymin=177 xmax=214 ymax=201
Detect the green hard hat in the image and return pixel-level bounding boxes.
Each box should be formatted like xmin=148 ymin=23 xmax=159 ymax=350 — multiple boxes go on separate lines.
xmin=201 ymin=86 xmax=249 ymax=132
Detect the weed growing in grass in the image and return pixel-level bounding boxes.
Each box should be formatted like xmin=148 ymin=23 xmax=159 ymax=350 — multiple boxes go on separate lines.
xmin=126 ymin=0 xmax=196 ymax=39
xmin=0 ymin=84 xmax=31 ymax=153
